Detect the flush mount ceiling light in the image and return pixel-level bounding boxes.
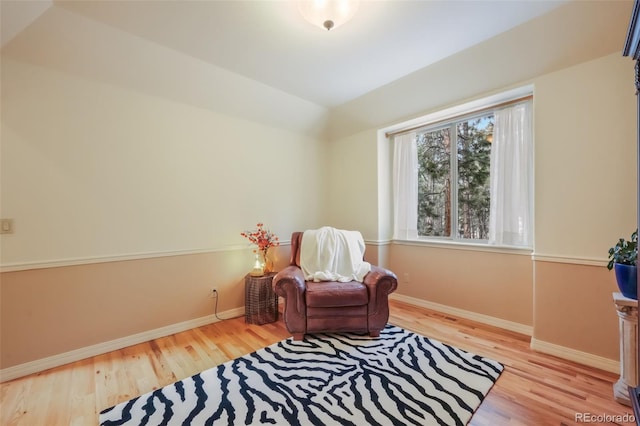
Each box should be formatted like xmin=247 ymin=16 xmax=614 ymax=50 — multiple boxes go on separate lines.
xmin=298 ymin=0 xmax=360 ymax=31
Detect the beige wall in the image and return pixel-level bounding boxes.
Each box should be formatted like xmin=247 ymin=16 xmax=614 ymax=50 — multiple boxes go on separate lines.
xmin=534 ymin=261 xmax=620 ymax=360
xmin=1 ymin=58 xmax=326 ymax=266
xmin=530 ymin=52 xmax=636 ymax=360
xmin=534 ymin=52 xmax=636 ymax=260
xmin=0 ymin=246 xmax=290 ymax=370
xmin=0 ymin=54 xmax=326 ymax=369
xmin=389 ymin=244 xmax=533 ymax=327
xmin=325 ymin=129 xmax=380 ymax=240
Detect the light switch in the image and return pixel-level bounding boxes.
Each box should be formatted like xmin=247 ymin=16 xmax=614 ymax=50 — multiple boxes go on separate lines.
xmin=1 ymin=219 xmax=14 ymax=234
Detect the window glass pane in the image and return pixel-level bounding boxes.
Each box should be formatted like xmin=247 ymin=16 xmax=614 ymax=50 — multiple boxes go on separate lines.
xmin=417 ymin=127 xmax=451 ymax=237
xmin=456 ymin=115 xmax=493 ymax=240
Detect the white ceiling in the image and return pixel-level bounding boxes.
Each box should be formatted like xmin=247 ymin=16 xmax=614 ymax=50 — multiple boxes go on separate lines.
xmin=2 ymin=0 xmax=570 ymax=108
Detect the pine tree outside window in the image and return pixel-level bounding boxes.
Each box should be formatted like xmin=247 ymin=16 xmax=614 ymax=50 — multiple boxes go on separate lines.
xmin=417 ymin=113 xmax=493 ymax=240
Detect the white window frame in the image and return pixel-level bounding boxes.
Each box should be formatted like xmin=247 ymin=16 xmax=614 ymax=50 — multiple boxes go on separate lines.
xmin=386 ymin=85 xmax=534 ymax=250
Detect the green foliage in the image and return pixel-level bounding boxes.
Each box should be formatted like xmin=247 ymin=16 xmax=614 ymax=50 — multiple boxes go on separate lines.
xmin=607 ymin=229 xmax=638 ymax=270
xmin=417 ymin=128 xmax=451 ymax=236
xmin=456 ymin=119 xmax=491 ymax=239
xmin=416 ymin=116 xmax=492 ymax=239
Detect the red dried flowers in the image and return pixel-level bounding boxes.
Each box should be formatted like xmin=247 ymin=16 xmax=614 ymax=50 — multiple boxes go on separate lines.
xmin=240 ymin=223 xmax=280 ymax=255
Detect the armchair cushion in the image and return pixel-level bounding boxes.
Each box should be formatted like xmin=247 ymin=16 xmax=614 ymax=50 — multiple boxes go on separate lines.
xmin=305 ymin=281 xmax=368 ymax=308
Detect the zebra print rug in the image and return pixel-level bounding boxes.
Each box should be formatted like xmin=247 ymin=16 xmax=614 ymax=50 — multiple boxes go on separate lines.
xmin=99 ymin=325 xmax=502 ymax=425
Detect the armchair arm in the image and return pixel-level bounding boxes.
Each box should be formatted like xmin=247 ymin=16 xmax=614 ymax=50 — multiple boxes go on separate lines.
xmin=363 ymin=266 xmax=398 ymax=299
xmin=273 ymin=265 xmax=307 ymax=336
xmin=362 ymin=266 xmax=398 ymax=330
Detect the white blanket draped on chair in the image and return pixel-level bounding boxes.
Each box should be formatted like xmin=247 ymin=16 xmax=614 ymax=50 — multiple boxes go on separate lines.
xmin=300 ymin=227 xmax=371 ymax=283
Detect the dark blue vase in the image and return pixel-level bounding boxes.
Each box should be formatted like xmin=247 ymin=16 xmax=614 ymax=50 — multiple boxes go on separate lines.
xmin=614 ymin=263 xmax=638 ymax=299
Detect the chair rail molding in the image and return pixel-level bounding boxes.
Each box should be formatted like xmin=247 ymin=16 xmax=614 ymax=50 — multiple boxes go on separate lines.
xmin=532 ymin=253 xmax=607 ymax=267
xmin=0 ymin=241 xmax=294 ymax=272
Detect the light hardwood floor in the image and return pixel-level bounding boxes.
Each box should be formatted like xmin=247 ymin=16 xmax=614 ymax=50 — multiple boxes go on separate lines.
xmin=0 ymin=299 xmax=633 ymax=425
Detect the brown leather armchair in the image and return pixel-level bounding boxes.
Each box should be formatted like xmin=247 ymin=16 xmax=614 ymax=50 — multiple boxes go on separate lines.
xmin=273 ymin=231 xmax=398 ymax=340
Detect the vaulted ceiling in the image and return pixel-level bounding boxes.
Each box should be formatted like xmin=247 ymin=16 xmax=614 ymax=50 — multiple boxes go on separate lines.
xmin=0 ymin=0 xmax=634 ymax=137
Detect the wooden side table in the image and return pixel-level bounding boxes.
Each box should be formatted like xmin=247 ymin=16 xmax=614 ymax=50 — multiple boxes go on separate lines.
xmin=245 ymin=272 xmax=278 ymax=325
xmin=613 ymin=292 xmax=639 ymax=406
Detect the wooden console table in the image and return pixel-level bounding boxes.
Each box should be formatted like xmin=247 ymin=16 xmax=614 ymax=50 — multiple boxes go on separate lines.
xmin=245 ymin=272 xmax=278 ymax=325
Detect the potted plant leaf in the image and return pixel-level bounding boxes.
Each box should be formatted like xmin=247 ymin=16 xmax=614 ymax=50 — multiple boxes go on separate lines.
xmin=607 ymin=229 xmax=638 ymax=299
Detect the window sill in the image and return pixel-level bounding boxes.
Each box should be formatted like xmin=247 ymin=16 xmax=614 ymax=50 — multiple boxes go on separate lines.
xmin=392 ymin=238 xmax=532 ymax=256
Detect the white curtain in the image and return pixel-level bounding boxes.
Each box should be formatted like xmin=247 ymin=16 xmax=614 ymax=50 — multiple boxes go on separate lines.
xmin=488 ymin=102 xmax=533 ymax=246
xmin=393 ymin=132 xmax=418 ymax=240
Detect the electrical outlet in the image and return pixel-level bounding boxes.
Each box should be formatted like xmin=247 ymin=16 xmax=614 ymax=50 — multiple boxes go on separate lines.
xmin=210 ymin=288 xmax=218 ymax=298
xmin=403 ymin=273 xmax=410 ymax=284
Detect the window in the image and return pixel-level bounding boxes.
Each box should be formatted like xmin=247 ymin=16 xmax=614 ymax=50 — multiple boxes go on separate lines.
xmin=417 ymin=113 xmax=493 ymax=240
xmin=392 ymin=92 xmax=532 ymax=247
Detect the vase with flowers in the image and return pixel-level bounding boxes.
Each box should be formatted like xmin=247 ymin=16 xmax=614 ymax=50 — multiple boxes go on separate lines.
xmin=241 ymin=223 xmax=280 ymax=276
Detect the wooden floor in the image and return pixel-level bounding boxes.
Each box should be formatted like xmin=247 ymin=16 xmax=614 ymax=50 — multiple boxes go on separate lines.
xmin=0 ymin=299 xmax=632 ymax=425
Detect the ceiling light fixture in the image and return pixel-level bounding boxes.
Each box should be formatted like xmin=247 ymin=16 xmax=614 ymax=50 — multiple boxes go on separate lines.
xmin=298 ymin=0 xmax=360 ymax=31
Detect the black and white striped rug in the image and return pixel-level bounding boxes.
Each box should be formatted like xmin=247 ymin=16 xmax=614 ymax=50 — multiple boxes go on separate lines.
xmin=99 ymin=325 xmax=502 ymax=425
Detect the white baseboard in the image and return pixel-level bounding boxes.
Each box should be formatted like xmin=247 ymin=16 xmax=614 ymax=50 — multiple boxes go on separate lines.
xmin=530 ymin=338 xmax=619 ymax=374
xmin=391 ymin=293 xmax=619 ymax=373
xmin=0 ymin=307 xmax=245 ymax=383
xmin=4 ymin=297 xmax=620 ymax=383
xmin=391 ymin=293 xmax=534 ymax=336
